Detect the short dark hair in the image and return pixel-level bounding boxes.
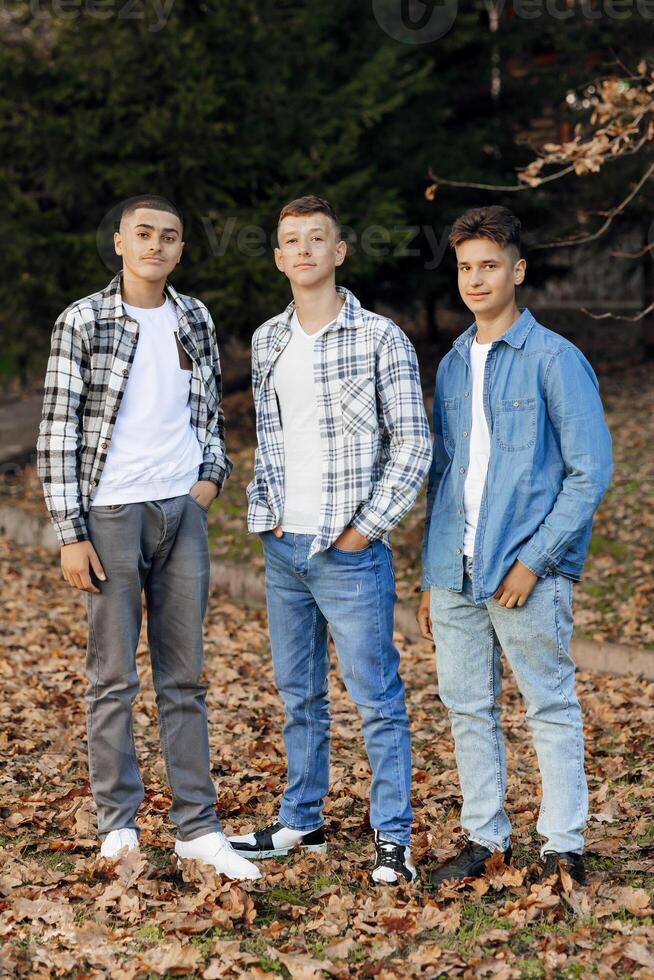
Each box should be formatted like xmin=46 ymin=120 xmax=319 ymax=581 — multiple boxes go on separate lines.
xmin=120 ymin=195 xmax=184 ymax=232
xmin=277 ymin=195 xmax=340 ymax=237
xmin=449 ymin=205 xmax=521 ymax=255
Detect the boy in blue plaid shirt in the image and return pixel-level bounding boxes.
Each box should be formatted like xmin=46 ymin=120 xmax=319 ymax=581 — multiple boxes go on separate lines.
xmin=228 ymin=196 xmax=431 ymax=884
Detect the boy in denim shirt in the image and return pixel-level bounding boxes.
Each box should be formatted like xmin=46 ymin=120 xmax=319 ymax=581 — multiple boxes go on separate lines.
xmin=417 ymin=206 xmax=612 ymax=885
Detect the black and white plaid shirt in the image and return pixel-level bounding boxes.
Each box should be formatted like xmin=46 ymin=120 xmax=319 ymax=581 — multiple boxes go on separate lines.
xmin=247 ymin=287 xmax=432 ymax=558
xmin=36 ymin=271 xmax=232 ymax=546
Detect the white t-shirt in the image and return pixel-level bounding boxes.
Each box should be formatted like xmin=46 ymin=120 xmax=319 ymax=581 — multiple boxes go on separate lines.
xmin=273 ymin=311 xmax=333 ymax=533
xmin=463 ymin=336 xmax=492 ymax=556
xmin=91 ymin=296 xmax=203 ymax=506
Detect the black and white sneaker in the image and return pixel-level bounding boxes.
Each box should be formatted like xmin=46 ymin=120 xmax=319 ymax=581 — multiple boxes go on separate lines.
xmin=370 ymin=830 xmax=417 ymax=886
xmin=228 ymin=820 xmax=327 ymax=859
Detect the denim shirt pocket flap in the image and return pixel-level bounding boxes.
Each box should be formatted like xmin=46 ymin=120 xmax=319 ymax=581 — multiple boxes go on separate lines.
xmin=496 ymin=397 xmax=536 ymax=451
xmin=339 ymin=375 xmax=377 ymax=437
xmin=442 ymin=395 xmax=460 ymax=451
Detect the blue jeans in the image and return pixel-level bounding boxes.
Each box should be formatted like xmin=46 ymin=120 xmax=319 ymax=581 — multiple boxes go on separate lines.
xmin=260 ymin=532 xmax=412 ymax=846
xmin=429 ymin=556 xmax=587 ymax=855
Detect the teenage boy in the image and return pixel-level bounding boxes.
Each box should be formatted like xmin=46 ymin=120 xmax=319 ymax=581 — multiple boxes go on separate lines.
xmin=227 ymin=196 xmax=431 ymax=884
xmin=417 ymin=205 xmax=612 ymax=886
xmin=36 ymin=195 xmax=260 ymax=881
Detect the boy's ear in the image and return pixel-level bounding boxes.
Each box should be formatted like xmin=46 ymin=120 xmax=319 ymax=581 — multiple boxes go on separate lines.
xmin=274 ymin=246 xmax=285 ymax=273
xmin=114 ymin=231 xmax=122 ymax=256
xmin=335 ymin=239 xmax=347 ymax=267
xmin=514 ymin=257 xmax=527 ymax=285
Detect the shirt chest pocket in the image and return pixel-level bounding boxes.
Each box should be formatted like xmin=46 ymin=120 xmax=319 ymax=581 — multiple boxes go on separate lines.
xmin=339 ymin=375 xmax=377 ymax=438
xmin=496 ymin=397 xmax=536 ymax=452
xmin=441 ymin=396 xmax=460 ymax=453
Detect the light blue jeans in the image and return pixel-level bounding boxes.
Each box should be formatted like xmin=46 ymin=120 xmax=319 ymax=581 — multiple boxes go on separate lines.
xmin=260 ymin=531 xmax=412 ymax=846
xmin=429 ymin=556 xmax=587 ymax=855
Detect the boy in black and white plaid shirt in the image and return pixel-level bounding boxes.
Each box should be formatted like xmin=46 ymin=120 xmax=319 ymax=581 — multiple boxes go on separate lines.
xmin=37 ymin=194 xmax=260 ymax=882
xmin=228 ymin=196 xmax=432 ymax=885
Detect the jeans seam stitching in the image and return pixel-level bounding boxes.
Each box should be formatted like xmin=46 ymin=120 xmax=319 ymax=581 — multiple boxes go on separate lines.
xmin=488 ymin=621 xmax=504 ymax=842
xmin=374 ymin=543 xmax=409 ymax=843
xmin=288 ymin=600 xmax=319 ymax=829
xmin=554 ymin=575 xmax=586 ymax=844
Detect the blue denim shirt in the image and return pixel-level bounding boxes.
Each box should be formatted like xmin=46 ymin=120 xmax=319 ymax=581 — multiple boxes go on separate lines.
xmin=420 ymin=309 xmax=612 ymax=603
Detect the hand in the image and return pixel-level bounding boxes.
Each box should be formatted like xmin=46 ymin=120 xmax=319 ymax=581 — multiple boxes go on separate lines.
xmin=61 ymin=540 xmax=106 ymax=593
xmin=332 ymin=526 xmax=370 ymax=552
xmin=189 ymin=479 xmax=219 ymax=511
xmin=417 ymin=589 xmax=433 ymax=641
xmin=493 ymin=560 xmax=539 ymax=608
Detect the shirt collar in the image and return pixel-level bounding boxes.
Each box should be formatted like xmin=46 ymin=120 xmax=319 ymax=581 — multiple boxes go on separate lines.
xmin=97 ymin=271 xmax=186 ymax=322
xmin=277 ymin=286 xmax=363 ymax=333
xmin=454 ymin=307 xmax=535 ymax=354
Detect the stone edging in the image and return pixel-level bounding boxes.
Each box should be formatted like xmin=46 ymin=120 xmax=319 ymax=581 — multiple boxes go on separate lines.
xmin=1 ymin=503 xmax=651 ymax=679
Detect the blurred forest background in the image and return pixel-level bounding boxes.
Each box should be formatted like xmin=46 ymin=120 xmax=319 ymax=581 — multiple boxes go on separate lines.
xmin=1 ymin=0 xmax=653 ymax=390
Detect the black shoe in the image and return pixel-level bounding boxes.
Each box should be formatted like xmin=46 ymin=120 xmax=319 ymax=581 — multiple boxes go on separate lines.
xmin=429 ymin=840 xmax=512 ymax=887
xmin=370 ymin=831 xmax=417 ymax=886
xmin=539 ymin=851 xmax=586 ymax=885
xmin=228 ymin=820 xmax=327 ymax=859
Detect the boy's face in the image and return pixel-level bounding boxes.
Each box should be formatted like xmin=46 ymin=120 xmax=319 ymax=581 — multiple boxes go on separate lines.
xmin=114 ymin=207 xmax=184 ymax=281
xmin=455 ymin=238 xmax=526 ymax=318
xmin=274 ymin=213 xmax=346 ymax=288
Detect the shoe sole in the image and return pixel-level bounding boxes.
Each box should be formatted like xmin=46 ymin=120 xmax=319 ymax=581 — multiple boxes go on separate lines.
xmin=228 ymin=842 xmax=328 ymax=860
xmin=100 ymin=846 xmax=140 ymax=860
xmin=369 ymin=872 xmax=417 ymax=887
xmin=174 ymin=855 xmax=261 ymax=881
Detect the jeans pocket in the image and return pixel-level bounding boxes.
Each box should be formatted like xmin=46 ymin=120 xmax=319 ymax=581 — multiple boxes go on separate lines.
xmin=188 ymin=494 xmax=210 ymax=514
xmin=330 ymin=542 xmax=373 ymax=557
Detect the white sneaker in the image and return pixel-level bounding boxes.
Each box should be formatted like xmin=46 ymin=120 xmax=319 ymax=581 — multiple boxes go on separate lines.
xmin=370 ymin=831 xmax=417 ymax=885
xmin=174 ymin=831 xmax=262 ymax=881
xmin=100 ymin=828 xmax=140 ymax=859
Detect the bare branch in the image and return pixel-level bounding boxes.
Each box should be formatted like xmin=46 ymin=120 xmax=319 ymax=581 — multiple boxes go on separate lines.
xmin=612 ymin=242 xmax=654 ymax=259
xmin=580 ymin=301 xmax=654 ymax=322
xmin=532 ymin=159 xmax=654 ymax=250
xmin=425 ymin=165 xmax=575 ymax=194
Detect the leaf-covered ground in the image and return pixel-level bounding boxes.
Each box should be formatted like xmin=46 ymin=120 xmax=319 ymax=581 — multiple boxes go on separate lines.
xmin=1 ymin=366 xmax=651 ymax=649
xmin=1 ymin=536 xmax=652 ymax=978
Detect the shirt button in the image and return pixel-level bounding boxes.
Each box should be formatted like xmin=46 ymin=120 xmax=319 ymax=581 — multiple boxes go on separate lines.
xmin=122 ymin=368 xmax=129 ymax=376
xmin=464 ymin=391 xmax=470 ymax=397
xmin=131 ymin=337 xmax=137 ymax=346
xmin=458 ymin=508 xmax=463 ymax=515
xmin=456 ymin=548 xmax=462 ymax=555
xmin=91 ymin=479 xmax=98 ymax=486
xmin=513 ymin=400 xmax=519 ymax=407
xmin=275 ymin=345 xmax=282 ymax=352
xmin=101 ymin=441 xmax=108 ymax=450
xmin=463 ymin=431 xmax=469 ymax=437
xmin=459 ymin=466 xmax=465 ymax=474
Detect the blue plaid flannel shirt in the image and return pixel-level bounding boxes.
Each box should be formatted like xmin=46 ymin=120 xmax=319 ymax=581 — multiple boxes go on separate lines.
xmin=247 ymin=287 xmax=432 ymax=558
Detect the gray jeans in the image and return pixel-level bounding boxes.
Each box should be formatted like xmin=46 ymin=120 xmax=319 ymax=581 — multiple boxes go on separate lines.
xmin=84 ymin=493 xmax=221 ymax=842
